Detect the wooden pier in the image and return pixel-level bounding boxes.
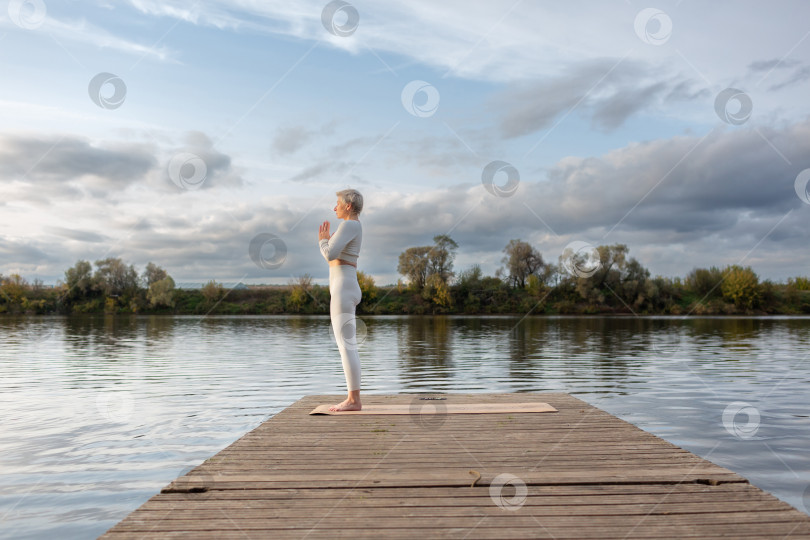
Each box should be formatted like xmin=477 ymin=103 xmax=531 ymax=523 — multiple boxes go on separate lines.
xmin=102 ymin=393 xmax=810 ymax=538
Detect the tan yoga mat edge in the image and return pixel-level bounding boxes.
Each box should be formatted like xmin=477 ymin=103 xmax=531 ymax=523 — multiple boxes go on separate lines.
xmin=308 ymin=402 xmax=558 ymax=415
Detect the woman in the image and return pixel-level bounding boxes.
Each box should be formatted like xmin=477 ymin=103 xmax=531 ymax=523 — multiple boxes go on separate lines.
xmin=318 ymin=189 xmax=363 ymax=411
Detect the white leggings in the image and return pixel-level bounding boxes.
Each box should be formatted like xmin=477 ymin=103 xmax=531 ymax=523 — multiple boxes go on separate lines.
xmin=328 ymin=265 xmax=362 ymax=391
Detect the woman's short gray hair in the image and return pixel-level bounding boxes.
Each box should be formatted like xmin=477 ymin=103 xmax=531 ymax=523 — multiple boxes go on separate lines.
xmin=337 ymin=188 xmax=363 ymax=215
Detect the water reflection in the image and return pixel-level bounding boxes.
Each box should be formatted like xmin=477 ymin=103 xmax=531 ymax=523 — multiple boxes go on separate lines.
xmin=143 ymin=315 xmax=177 ymax=345
xmin=398 ymin=316 xmax=453 ymax=370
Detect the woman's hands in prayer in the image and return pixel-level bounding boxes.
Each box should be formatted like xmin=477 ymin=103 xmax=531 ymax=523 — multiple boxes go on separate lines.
xmin=318 ymin=221 xmax=331 ymax=241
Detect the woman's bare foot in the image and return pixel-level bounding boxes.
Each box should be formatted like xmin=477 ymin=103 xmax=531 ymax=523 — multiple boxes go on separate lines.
xmin=329 ymin=398 xmax=362 ymax=412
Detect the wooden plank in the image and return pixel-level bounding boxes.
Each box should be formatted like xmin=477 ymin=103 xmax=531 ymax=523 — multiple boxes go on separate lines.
xmin=105 ymin=517 xmax=810 ymax=535
xmin=101 ymin=393 xmax=810 ymax=539
xmin=100 ymin=533 xmax=810 ymax=540
xmin=119 ymin=500 xmax=799 ymax=517
xmin=146 ymin=482 xmax=772 ymax=500
xmin=135 ymin=501 xmax=793 ymax=514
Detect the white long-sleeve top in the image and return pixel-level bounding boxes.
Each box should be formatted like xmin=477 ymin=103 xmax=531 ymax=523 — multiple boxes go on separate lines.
xmin=319 ymin=219 xmax=362 ymax=264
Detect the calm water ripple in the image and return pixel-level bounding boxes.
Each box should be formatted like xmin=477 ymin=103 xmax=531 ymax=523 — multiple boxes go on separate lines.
xmin=0 ymin=315 xmax=809 ymax=538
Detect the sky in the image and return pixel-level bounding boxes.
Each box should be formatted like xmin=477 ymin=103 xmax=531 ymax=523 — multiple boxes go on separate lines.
xmin=1 ymin=0 xmax=810 ymax=287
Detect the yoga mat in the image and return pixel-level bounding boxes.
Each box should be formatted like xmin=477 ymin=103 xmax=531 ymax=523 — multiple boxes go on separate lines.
xmin=309 ymin=402 xmax=557 ymax=415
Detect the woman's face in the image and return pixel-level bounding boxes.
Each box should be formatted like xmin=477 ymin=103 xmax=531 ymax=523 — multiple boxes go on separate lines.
xmin=334 ymin=198 xmax=350 ymax=219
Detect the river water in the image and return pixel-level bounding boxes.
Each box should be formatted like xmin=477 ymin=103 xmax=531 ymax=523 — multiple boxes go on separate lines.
xmin=0 ymin=315 xmax=809 ymax=538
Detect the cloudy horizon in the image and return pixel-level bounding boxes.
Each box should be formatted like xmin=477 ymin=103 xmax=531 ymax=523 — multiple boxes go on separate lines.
xmin=2 ymin=0 xmax=809 ymax=287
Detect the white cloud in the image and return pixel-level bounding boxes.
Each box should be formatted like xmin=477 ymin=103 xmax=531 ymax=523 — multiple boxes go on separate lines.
xmin=4 ymin=118 xmax=810 ymax=284
xmin=120 ymin=1 xmax=810 ymax=83
xmin=0 ymin=13 xmax=176 ymax=62
xmin=107 ymin=0 xmax=810 ymax=138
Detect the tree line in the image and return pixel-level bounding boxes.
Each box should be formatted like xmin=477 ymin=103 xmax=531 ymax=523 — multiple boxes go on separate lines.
xmin=2 ymin=238 xmax=810 ymax=315
xmin=392 ymin=236 xmax=810 ymax=315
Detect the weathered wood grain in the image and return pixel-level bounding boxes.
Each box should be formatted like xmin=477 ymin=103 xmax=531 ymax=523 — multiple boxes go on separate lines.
xmin=101 ymin=393 xmax=810 ymax=539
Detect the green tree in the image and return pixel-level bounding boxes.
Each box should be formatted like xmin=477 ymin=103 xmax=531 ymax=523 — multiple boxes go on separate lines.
xmin=721 ymin=265 xmax=761 ymax=310
xmin=64 ymin=260 xmax=95 ymax=298
xmin=788 ymin=276 xmax=810 ymax=290
xmin=685 ymin=266 xmax=724 ymax=299
xmin=0 ymin=274 xmax=28 ymax=305
xmin=286 ymin=274 xmax=313 ymax=312
xmin=147 ymin=276 xmax=176 ymax=307
xmin=526 ymin=273 xmax=544 ymax=297
xmin=94 ymin=258 xmax=139 ymax=297
xmin=143 ymin=262 xmax=169 ymax=287
xmin=456 ymin=264 xmax=483 ymax=288
xmin=565 ymin=244 xmax=651 ymax=310
xmin=357 ymin=271 xmax=377 ymax=304
xmin=201 ymin=280 xmax=224 ymax=304
xmin=397 ymin=246 xmax=432 ymax=289
xmin=428 ymin=235 xmax=458 ymax=284
xmin=454 ymin=265 xmax=483 ymax=311
xmin=618 ymin=257 xmax=651 ymax=308
xmin=422 ymin=273 xmax=453 ymax=309
xmin=104 ymin=296 xmax=118 ymax=313
xmin=593 ymin=244 xmax=628 ymax=288
xmin=501 ymin=239 xmax=545 ymax=288
xmin=398 ymin=236 xmax=458 ymax=290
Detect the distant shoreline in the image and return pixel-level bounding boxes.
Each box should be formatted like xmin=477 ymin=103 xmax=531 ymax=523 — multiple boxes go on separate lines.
xmin=4 ymin=312 xmax=810 ymax=318
xmin=2 ymin=282 xmax=809 ymax=316
xmin=4 ymin=253 xmax=810 ymax=317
